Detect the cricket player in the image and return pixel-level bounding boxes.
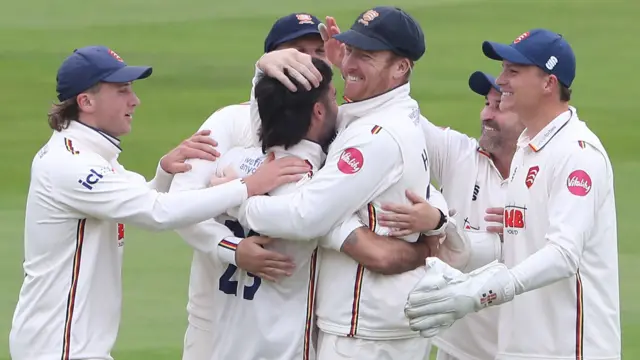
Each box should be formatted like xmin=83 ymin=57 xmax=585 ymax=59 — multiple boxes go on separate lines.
xmin=377 ymin=71 xmax=523 ymax=360
xmin=405 ymin=29 xmax=621 ymax=360
xmin=9 ymin=45 xmax=307 ymax=360
xmin=223 ymin=7 xmax=447 ymax=359
xmin=171 ymin=13 xmax=324 ymax=360
xmin=172 ymin=12 xmax=434 ymax=360
xmin=206 ymin=56 xmax=338 ymax=360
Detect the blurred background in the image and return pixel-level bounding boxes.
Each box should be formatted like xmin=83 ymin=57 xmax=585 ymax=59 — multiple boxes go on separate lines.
xmin=0 ymin=0 xmax=638 ymax=358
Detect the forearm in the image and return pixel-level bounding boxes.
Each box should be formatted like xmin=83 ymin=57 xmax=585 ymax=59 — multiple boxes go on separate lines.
xmin=124 ymin=179 xmax=248 ymax=231
xmin=342 ymin=227 xmax=425 ymax=275
xmin=147 ymin=159 xmax=174 ymax=192
xmin=509 ymin=242 xmax=577 ymax=295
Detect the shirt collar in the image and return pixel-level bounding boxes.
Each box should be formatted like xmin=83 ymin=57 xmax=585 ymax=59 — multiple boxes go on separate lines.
xmin=517 ymin=106 xmax=576 ymax=153
xmin=55 ymin=121 xmax=122 ymax=160
xmin=476 ymin=147 xmax=506 ymax=182
xmin=337 ymin=83 xmax=418 ymax=131
xmin=269 ymin=139 xmax=326 ymax=171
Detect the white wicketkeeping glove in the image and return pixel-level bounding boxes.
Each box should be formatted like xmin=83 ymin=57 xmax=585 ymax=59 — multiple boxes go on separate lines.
xmin=404 ymin=258 xmax=516 ymax=338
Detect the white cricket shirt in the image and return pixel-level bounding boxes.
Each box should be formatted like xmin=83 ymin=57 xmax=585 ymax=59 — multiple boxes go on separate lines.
xmin=169 ymin=102 xmax=255 ymax=330
xmin=498 ymin=107 xmax=620 ymax=360
xmin=233 ymin=84 xmax=433 ymax=340
xmin=420 ymin=119 xmax=506 ymax=360
xmin=9 ymin=121 xmax=248 ymax=360
xmin=209 ymin=140 xmax=326 ymax=360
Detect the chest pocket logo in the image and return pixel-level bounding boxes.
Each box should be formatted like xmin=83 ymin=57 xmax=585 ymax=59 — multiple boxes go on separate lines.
xmin=525 ymin=166 xmax=539 ymax=189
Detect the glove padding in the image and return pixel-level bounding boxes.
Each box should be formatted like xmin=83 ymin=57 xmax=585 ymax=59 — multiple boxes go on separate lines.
xmin=404 ymin=258 xmax=515 ymax=338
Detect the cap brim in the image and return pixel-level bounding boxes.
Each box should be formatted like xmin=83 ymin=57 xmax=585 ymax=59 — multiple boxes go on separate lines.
xmin=482 ymin=41 xmax=533 ymax=65
xmin=269 ymin=28 xmax=321 ymax=52
xmin=102 ymin=66 xmax=153 ymax=83
xmin=468 ymin=71 xmax=500 ymax=96
xmin=333 ymin=30 xmax=391 ymax=51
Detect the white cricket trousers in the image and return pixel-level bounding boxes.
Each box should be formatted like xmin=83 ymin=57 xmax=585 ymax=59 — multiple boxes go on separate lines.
xmin=435 ymin=349 xmax=461 ymax=360
xmin=182 ymin=319 xmax=214 ymax=360
xmin=317 ymin=331 xmax=432 ymax=360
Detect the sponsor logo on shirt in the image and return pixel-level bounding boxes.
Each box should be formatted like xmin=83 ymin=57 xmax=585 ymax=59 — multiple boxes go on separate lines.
xmin=525 ymin=166 xmax=539 ymax=189
xmin=78 ymin=167 xmax=114 ymax=190
xmin=337 ymin=147 xmax=363 ymax=174
xmin=472 ymin=184 xmax=480 ymax=201
xmin=504 ymin=205 xmax=526 ymax=235
xmin=567 ymin=170 xmax=592 ymax=196
xmin=117 ymin=223 xmax=125 ymax=247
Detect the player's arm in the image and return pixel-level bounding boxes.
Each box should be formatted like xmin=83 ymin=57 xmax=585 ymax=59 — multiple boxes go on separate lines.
xmin=168 ymin=113 xmax=239 ymax=252
xmin=321 ymin=215 xmax=430 ymax=275
xmin=507 ymin=144 xmax=608 ymax=294
xmin=53 ymin=154 xmax=248 ymax=231
xmin=238 ymin=125 xmax=401 ymax=241
xmin=405 ymin=144 xmax=609 ymax=333
xmin=420 ymin=118 xmax=478 ymax=188
xmin=148 ymin=128 xmax=223 ymax=192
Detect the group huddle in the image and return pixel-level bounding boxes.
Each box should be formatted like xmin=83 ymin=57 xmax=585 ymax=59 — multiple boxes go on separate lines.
xmin=10 ymin=5 xmax=620 ymax=360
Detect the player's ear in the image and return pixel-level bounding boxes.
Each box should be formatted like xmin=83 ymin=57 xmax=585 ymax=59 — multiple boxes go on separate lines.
xmin=392 ymin=57 xmax=411 ymax=80
xmin=76 ymin=93 xmax=95 ymax=113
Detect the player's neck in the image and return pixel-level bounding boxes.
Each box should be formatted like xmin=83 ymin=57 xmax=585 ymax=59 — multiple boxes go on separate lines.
xmin=492 ymin=148 xmax=515 ymax=180
xmin=520 ymin=101 xmax=569 ymax=139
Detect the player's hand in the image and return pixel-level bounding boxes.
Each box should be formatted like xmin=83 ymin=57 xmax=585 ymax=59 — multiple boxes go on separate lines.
xmin=236 ymin=236 xmax=295 ymax=282
xmin=257 ymin=48 xmax=322 ymax=92
xmin=209 ymin=166 xmax=239 ymax=187
xmin=404 ymin=259 xmax=515 ymax=338
xmin=318 ymin=16 xmax=345 ymax=68
xmin=379 ymin=190 xmax=442 ymax=237
xmin=484 ymin=207 xmax=504 ymax=235
xmin=160 ymin=129 xmax=221 ymax=174
xmin=243 ymin=153 xmax=310 ymax=197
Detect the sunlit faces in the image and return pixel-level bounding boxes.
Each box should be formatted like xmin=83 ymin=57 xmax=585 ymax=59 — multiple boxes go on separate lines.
xmin=341 ymin=45 xmax=410 ymax=101
xmin=478 ymin=88 xmax=524 ymax=154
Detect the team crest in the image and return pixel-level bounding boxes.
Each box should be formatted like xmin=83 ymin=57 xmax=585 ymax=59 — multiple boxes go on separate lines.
xmin=513 ymin=31 xmax=530 ymax=44
xmin=296 ymin=14 xmax=315 ymax=25
xmin=108 ymin=49 xmax=124 ymax=62
xmin=358 ymin=10 xmax=379 ymax=26
xmin=525 ymin=166 xmax=539 ymax=189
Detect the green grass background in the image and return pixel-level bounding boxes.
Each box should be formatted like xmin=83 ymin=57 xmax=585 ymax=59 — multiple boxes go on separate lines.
xmin=0 ymin=0 xmax=638 ymax=358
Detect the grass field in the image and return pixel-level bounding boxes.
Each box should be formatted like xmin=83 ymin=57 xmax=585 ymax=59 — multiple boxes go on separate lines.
xmin=1 ymin=0 xmax=638 ymax=358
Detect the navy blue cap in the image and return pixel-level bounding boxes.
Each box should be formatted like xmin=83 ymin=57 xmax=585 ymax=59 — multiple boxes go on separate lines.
xmin=482 ymin=28 xmax=576 ymax=88
xmin=333 ymin=7 xmax=425 ymax=61
xmin=468 ymin=71 xmax=500 ymax=96
xmin=264 ymin=13 xmax=322 ymax=53
xmin=56 ymin=46 xmax=152 ymax=102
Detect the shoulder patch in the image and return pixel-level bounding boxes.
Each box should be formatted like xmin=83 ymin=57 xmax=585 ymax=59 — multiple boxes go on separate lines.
xmin=370 ymin=125 xmax=382 ymax=134
xmin=64 ymin=138 xmax=79 ymax=155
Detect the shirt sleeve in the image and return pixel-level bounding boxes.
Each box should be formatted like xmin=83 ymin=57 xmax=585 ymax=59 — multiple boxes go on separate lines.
xmin=146 ymin=159 xmax=174 ymax=192
xmin=169 ymin=110 xmax=243 ymax=265
xmin=248 ymin=65 xmax=264 ymax=147
xmin=238 ymin=124 xmax=402 ymax=240
xmin=509 ymin=143 xmax=608 ymax=294
xmin=53 ymin=154 xmax=248 ymax=232
xmin=420 ymin=117 xmax=478 ymax=189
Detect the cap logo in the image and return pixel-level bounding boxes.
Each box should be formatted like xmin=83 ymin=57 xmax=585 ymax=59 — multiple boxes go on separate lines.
xmin=296 ymin=14 xmax=315 ymax=25
xmin=358 ymin=10 xmax=379 ymax=26
xmin=545 ymin=56 xmax=558 ymax=70
xmin=513 ymin=32 xmax=530 ymax=44
xmin=108 ymin=49 xmax=124 ymax=62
